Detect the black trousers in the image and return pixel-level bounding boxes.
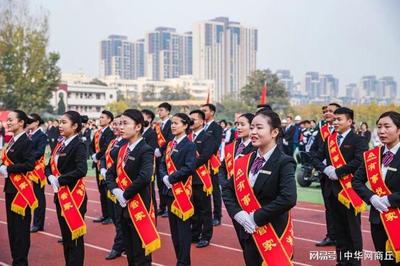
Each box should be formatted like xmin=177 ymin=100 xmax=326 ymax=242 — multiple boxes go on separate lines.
xmin=6 ymin=193 xmax=31 ymax=266
xmin=191 ymin=184 xmax=213 ymax=241
xmin=55 ymin=195 xmax=87 ymax=266
xmin=121 ymin=211 xmax=152 ymax=266
xmin=211 ymin=172 xmax=222 ymax=220
xmin=156 ymin=157 xmax=167 ymax=212
xmin=32 ymin=181 xmax=46 ymax=230
xmin=320 ymin=175 xmax=335 ymax=240
xmin=95 ymin=167 xmax=109 ymax=218
xmin=242 ymin=237 xmax=263 ymax=266
xmin=167 ymin=196 xmax=191 ymax=266
xmin=328 ymin=193 xmax=362 ymax=265
xmin=371 ymin=223 xmax=399 ymax=266
xmin=110 ymin=200 xmax=125 ymax=252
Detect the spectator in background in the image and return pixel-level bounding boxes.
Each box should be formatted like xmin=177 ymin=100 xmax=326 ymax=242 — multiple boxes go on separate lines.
xmin=283 ymin=115 xmax=295 ymax=156
xmin=47 ymin=119 xmax=60 ymax=151
xmin=357 ymin=122 xmax=371 ymax=147
xmin=0 ymin=122 xmax=5 ymax=147
xmin=293 ymin=115 xmax=302 ymax=152
xmin=310 ymin=120 xmax=317 ymax=129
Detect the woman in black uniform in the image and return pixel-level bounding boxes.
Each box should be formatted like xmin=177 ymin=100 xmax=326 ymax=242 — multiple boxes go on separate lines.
xmin=159 ymin=113 xmax=196 ymax=266
xmin=45 ymin=111 xmax=88 ymax=266
xmin=1 ymin=110 xmax=35 ymax=266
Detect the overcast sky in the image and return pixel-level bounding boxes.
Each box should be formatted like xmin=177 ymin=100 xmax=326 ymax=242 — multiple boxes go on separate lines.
xmin=35 ymin=0 xmax=400 ymax=92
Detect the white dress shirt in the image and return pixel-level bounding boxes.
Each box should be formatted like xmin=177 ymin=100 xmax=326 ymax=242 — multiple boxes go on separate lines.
xmin=249 ymin=145 xmax=277 ymax=187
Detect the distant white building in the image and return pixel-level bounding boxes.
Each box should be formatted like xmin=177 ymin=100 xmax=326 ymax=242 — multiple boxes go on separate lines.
xmin=51 ymin=74 xmax=117 ymax=118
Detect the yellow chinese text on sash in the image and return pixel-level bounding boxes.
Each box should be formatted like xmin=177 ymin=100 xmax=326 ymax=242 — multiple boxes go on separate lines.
xmin=50 ymin=142 xmax=87 ymax=240
xmin=320 ymin=123 xmax=331 ymax=142
xmin=105 ymin=139 xmax=117 ymax=203
xmin=224 ymin=141 xmax=236 ymax=179
xmin=155 ymin=123 xmax=167 ymax=148
xmin=1 ymin=147 xmax=38 ymax=216
xmin=327 ymin=133 xmax=366 ymax=215
xmin=364 ymin=146 xmax=400 ymax=262
xmin=116 ymin=143 xmax=160 ymax=255
xmin=27 ymin=155 xmax=47 ymax=188
xmin=234 ymin=153 xmax=294 ymax=266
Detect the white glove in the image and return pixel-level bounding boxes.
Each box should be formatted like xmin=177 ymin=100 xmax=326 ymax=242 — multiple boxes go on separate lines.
xmin=92 ymin=153 xmax=98 ymax=163
xmin=154 ymin=148 xmax=162 ymax=158
xmin=234 ymin=210 xmax=248 ymax=224
xmin=323 ymin=166 xmax=337 ymax=180
xmin=112 ymin=188 xmax=127 ymax=207
xmin=234 ymin=210 xmax=256 ymax=234
xmin=163 ymin=175 xmax=172 ymax=189
xmin=0 ymin=165 xmax=8 ymax=178
xmin=381 ymin=195 xmax=391 ymax=208
xmin=48 ymin=175 xmax=59 ymax=193
xmin=370 ymin=195 xmax=389 ymax=213
xmin=100 ymin=168 xmax=107 ymax=178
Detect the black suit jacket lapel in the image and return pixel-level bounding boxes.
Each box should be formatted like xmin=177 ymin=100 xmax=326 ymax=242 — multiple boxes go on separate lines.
xmin=253 ymin=148 xmax=281 ymax=196
xmin=124 ymin=140 xmax=144 ymax=170
xmin=58 ymin=136 xmax=79 ymax=170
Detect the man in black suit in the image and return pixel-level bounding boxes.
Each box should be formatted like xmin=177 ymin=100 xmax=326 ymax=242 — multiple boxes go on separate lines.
xmin=189 ymin=110 xmax=217 ymax=248
xmin=47 ymin=119 xmax=60 ymax=152
xmin=80 ymin=115 xmax=92 ymax=159
xmin=201 ymin=103 xmax=223 ymax=226
xmin=309 ymin=103 xmax=341 ymax=247
xmin=312 ymin=107 xmax=368 ymax=266
xmin=283 ymin=115 xmax=295 ymax=156
xmin=92 ymin=110 xmax=115 ymax=224
xmin=155 ymin=102 xmax=174 ymax=217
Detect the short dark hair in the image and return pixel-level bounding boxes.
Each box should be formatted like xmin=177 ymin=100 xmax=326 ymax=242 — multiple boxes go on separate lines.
xmin=81 ymin=115 xmax=89 ymax=124
xmin=201 ymin=103 xmax=216 ymax=113
xmin=334 ymin=107 xmax=354 ymax=120
xmin=122 ymin=109 xmax=145 ymax=134
xmin=377 ymin=111 xmax=400 ymax=128
xmin=328 ymin=102 xmax=341 ymax=109
xmin=256 ymin=104 xmax=272 ymax=111
xmin=255 ymin=110 xmax=282 ymax=139
xmin=219 ymin=119 xmax=227 ymax=125
xmin=29 ymin=113 xmax=44 ymax=126
xmin=64 ymin=111 xmax=83 ymax=133
xmin=239 ymin=113 xmax=255 ymax=124
xmin=13 ymin=109 xmax=31 ymax=129
xmin=158 ymin=102 xmax=172 ymax=112
xmin=189 ymin=109 xmax=206 ymax=121
xmin=322 ymin=105 xmax=327 ymax=110
xmin=141 ymin=109 xmax=155 ymax=123
xmin=227 ymin=121 xmax=233 ymax=127
xmin=102 ymin=110 xmax=114 ymax=122
xmin=173 ymin=113 xmax=194 ymax=134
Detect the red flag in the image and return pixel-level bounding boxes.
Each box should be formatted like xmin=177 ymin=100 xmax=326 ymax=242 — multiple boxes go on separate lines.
xmin=260 ymin=83 xmax=267 ymax=105
xmin=206 ymin=88 xmax=211 ymax=104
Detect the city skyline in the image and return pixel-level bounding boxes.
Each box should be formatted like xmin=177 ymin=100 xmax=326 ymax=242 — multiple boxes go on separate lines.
xmin=36 ymin=0 xmax=399 ymax=95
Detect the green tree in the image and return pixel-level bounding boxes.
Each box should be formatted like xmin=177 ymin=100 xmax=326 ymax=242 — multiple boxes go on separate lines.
xmin=142 ymin=86 xmax=155 ymax=101
xmin=240 ymin=69 xmax=290 ymax=113
xmin=0 ymin=0 xmax=61 ymax=113
xmin=106 ymin=100 xmax=129 ymax=115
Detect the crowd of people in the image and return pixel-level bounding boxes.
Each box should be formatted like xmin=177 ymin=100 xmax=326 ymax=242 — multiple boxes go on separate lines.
xmin=0 ymin=101 xmax=399 ymax=266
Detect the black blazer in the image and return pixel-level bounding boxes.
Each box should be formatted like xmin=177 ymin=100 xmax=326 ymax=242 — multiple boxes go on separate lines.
xmin=80 ymin=128 xmax=92 ymax=145
xmin=219 ymin=139 xmax=256 ymax=183
xmin=45 ymin=136 xmax=88 ymax=192
xmin=142 ymin=127 xmax=158 ymax=151
xmin=106 ymin=139 xmax=154 ymax=216
xmin=159 ymin=137 xmax=196 ymax=196
xmin=99 ymin=138 xmax=128 ymax=170
xmin=311 ymin=130 xmax=369 ymax=197
xmin=47 ymin=126 xmax=60 ymax=142
xmin=284 ymin=124 xmax=295 ymax=144
xmin=192 ymin=130 xmax=217 ymax=186
xmin=205 ymin=121 xmax=223 ymax=154
xmin=352 ymin=147 xmax=400 ymax=224
xmin=3 ymin=133 xmax=35 ymax=194
xmin=158 ymin=119 xmax=174 ymax=154
xmin=31 ymin=129 xmax=48 ymax=161
xmin=222 ymin=148 xmax=297 ymax=240
xmin=91 ymin=127 xmax=115 ymax=161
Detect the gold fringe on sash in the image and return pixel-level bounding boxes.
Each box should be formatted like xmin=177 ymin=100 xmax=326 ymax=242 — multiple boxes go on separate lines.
xmin=71 ymin=225 xmax=87 ymax=240
xmin=143 ymin=238 xmax=161 ymax=256
xmin=338 ymin=192 xmax=366 ymax=215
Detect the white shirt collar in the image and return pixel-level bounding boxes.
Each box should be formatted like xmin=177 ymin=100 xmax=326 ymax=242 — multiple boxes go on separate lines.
xmin=143 ymin=126 xmax=150 ymax=134
xmin=13 ymin=131 xmax=26 ymax=143
xmin=174 ymin=134 xmax=187 ymax=145
xmin=257 ymin=145 xmax=277 ymax=163
xmin=30 ymin=128 xmax=41 ymax=136
xmin=240 ymin=138 xmax=251 ymax=147
xmin=116 ymin=136 xmax=123 ymax=142
xmin=161 ymin=117 xmax=169 ymax=123
xmin=193 ymin=127 xmax=204 ymax=136
xmin=101 ymin=126 xmax=109 ymax=133
xmin=128 ymin=137 xmax=143 ymax=152
xmin=206 ymin=120 xmax=215 ymax=126
xmin=338 ymin=128 xmax=351 ymax=140
xmin=63 ymin=134 xmax=78 ymax=147
xmin=384 ymin=142 xmax=400 ymax=156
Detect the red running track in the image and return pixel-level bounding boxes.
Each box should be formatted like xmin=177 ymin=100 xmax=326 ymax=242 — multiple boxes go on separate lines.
xmin=0 ymin=177 xmax=380 ymax=266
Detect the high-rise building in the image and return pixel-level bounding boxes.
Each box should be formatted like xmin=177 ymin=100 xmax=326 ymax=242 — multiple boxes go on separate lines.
xmin=345 ymin=83 xmax=358 ymax=98
xmin=360 ymin=76 xmax=377 ymax=97
xmin=193 ymin=17 xmax=257 ymax=101
xmin=377 ymin=76 xmax=397 ymax=99
xmin=100 ymin=35 xmax=133 ymax=79
xmin=132 ymin=39 xmax=145 ymax=79
xmin=320 ymin=74 xmax=339 ymax=97
xmin=276 ymin=70 xmax=294 ymax=94
xmin=305 ymin=72 xmax=320 ymax=97
xmin=145 ymin=27 xmax=192 ymax=81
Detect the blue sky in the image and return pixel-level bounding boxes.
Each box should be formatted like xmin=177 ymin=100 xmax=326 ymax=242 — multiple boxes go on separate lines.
xmin=36 ymin=0 xmax=399 ymax=93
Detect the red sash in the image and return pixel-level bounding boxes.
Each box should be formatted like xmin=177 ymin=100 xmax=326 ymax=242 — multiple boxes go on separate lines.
xmin=188 ymin=132 xmax=213 ymax=195
xmin=165 ymin=141 xmax=194 ymax=221
xmin=116 ymin=143 xmax=160 ymax=255
xmin=1 ymin=146 xmax=38 ymax=216
xmin=27 ymin=155 xmax=47 ymax=188
xmin=364 ymin=147 xmax=400 ymax=262
xmin=155 ymin=123 xmax=166 ymax=148
xmin=50 ymin=142 xmax=87 ymax=240
xmin=209 ymin=154 xmax=221 ymax=174
xmin=327 ymin=133 xmax=366 ymax=215
xmin=94 ymin=130 xmax=101 ymax=154
xmin=224 ymin=141 xmax=236 ymax=179
xmin=234 ymin=153 xmax=293 ymax=265
xmin=319 ymin=123 xmax=331 ymax=142
xmin=105 ymin=139 xmax=118 ymax=203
